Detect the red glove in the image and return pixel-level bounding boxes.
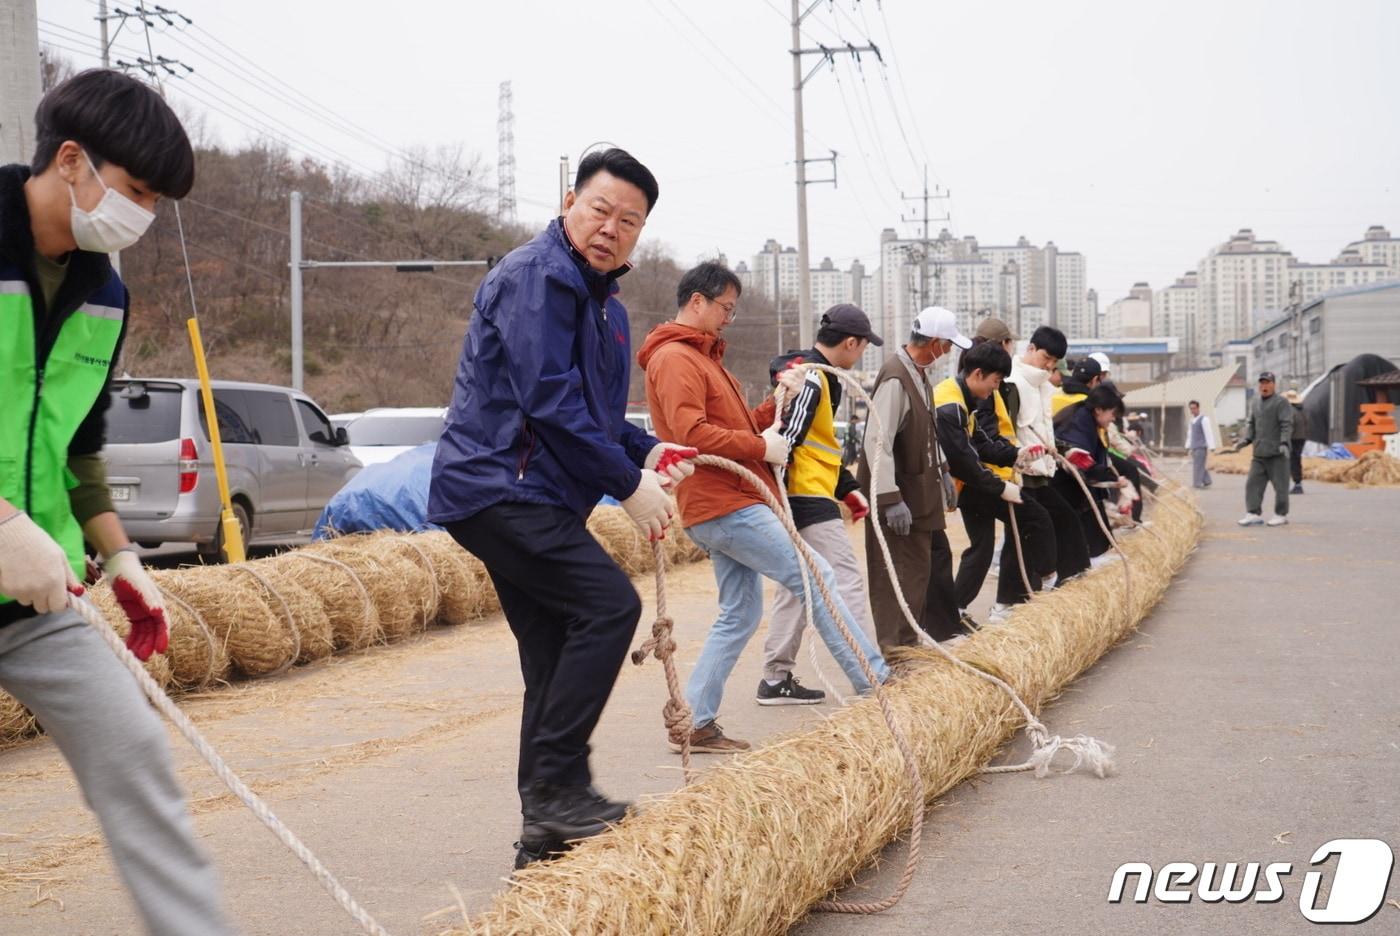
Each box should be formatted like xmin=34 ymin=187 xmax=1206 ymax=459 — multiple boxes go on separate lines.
xmin=842 ymin=490 xmax=870 ymax=522
xmin=1066 ymin=448 xmax=1095 ymax=471
xmin=647 ymin=444 xmax=699 ymax=484
xmin=1023 ymin=444 xmax=1046 ymax=459
xmin=104 ymin=550 xmax=169 ymax=662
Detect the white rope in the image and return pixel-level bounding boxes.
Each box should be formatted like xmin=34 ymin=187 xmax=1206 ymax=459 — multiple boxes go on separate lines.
xmin=779 ymin=363 xmax=1117 ymax=779
xmin=69 ymin=596 xmax=394 ymax=936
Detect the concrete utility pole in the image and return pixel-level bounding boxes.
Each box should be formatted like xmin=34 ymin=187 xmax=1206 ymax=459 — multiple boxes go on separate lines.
xmin=558 ymin=155 xmax=570 ymax=214
xmin=1 ymin=0 xmax=42 ymax=166
xmin=98 ymin=0 xmax=111 ymax=67
xmin=899 ymin=164 xmax=948 ymax=311
xmin=290 ymin=191 xmax=305 ymax=390
xmin=789 ymin=0 xmax=870 ymax=348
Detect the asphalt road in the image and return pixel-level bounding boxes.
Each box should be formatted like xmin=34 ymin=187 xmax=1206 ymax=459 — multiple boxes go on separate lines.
xmin=1 ymin=470 xmax=1396 ymax=934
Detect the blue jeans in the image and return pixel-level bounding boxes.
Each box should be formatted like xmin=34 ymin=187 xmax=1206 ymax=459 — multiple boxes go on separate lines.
xmin=684 ymin=504 xmax=890 ymax=726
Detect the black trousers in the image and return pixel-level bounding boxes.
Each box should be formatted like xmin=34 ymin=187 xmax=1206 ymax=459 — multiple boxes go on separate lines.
xmin=1289 ymin=444 xmax=1304 ymax=484
xmin=1023 ymin=483 xmax=1091 ymax=581
xmin=954 ymin=487 xmax=1054 ymax=608
xmin=445 ymin=502 xmax=641 ymax=799
xmin=1052 ymin=472 xmax=1114 ymax=557
xmin=1109 ymin=453 xmax=1144 ymax=522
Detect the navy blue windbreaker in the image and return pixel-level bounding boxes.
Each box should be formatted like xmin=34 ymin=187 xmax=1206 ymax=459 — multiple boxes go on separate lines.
xmin=427 ymin=218 xmax=659 ymax=524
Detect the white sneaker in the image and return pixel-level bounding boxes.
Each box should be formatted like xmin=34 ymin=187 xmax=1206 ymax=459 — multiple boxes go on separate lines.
xmin=1041 ymin=572 xmax=1059 ymax=592
xmin=1237 ymin=513 xmax=1264 ymax=527
xmin=988 ymin=603 xmax=1014 ymax=624
xmin=1266 ymin=515 xmax=1288 ymax=527
xmin=1090 ymin=553 xmax=1121 ymax=570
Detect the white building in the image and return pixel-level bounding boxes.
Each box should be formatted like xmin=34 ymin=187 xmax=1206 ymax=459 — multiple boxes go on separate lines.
xmin=1341 ymin=224 xmax=1400 ymax=274
xmin=1287 ymin=251 xmax=1391 ymax=305
xmin=1103 ymin=283 xmax=1154 ymax=339
xmin=1196 ymin=228 xmax=1293 ymax=354
xmin=1153 ymin=272 xmax=1201 ymax=368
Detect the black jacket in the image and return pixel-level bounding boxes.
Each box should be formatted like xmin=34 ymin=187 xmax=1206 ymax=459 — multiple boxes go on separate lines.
xmin=934 ymin=377 xmax=1008 ymax=499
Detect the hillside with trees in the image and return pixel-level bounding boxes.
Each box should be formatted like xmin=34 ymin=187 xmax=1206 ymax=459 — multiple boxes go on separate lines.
xmin=117 ymin=143 xmax=794 ymax=415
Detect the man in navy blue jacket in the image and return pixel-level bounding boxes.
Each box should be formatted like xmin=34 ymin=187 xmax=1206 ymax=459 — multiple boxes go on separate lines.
xmin=429 ymin=148 xmax=695 ymax=868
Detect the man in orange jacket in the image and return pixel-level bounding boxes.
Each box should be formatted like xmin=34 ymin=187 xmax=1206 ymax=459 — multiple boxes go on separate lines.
xmin=639 ymin=262 xmax=890 ymax=754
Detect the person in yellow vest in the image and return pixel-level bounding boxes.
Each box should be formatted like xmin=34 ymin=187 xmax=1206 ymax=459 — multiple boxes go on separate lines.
xmin=958 ymin=320 xmax=1057 ymax=624
xmin=758 ymin=304 xmax=882 ymax=704
xmin=1051 ymin=356 xmax=1104 ymax=416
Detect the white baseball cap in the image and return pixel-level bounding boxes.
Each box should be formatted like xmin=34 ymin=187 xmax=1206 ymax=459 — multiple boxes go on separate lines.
xmin=912 ymin=306 xmax=972 ymax=349
xmin=1089 ymin=351 xmax=1112 ymax=373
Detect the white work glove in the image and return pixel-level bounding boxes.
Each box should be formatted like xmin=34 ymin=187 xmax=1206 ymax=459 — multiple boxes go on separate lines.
xmin=1000 ymin=481 xmax=1023 ymax=505
xmin=102 ymin=548 xmax=170 ymax=661
xmin=760 ymin=426 xmax=792 ymax=465
xmin=882 ymin=500 xmax=913 ymax=536
xmin=0 ymin=512 xmax=81 ymax=614
xmin=644 ymin=443 xmax=698 ymax=485
xmin=621 ymin=469 xmax=675 ymax=541
xmin=774 ymin=364 xmax=806 ymax=405
xmin=1014 ymin=444 xmax=1046 ymax=470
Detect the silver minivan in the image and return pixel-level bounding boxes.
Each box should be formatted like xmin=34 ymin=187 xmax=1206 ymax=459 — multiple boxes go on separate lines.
xmin=102 ymin=378 xmax=362 ymax=557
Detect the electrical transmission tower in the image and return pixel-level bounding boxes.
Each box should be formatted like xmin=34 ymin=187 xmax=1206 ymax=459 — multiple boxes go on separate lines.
xmin=496 ymin=80 xmax=517 ymax=225
xmin=900 ymin=164 xmax=949 ymax=310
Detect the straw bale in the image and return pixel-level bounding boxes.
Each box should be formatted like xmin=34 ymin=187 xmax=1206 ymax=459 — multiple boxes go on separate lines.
xmin=304 ymin=536 xmax=432 ymax=641
xmin=90 ymin=576 xmax=221 ymax=685
xmin=0 ymin=692 xmax=38 ymax=750
xmin=414 ymin=531 xmax=496 ymax=625
xmin=152 ymin=566 xmax=297 ymax=678
xmin=587 ymin=506 xmax=655 ymax=576
xmin=1211 ymin=449 xmax=1400 ymax=486
xmin=452 ymin=485 xmax=1202 ymax=936
xmin=266 ymin=550 xmax=381 ymax=650
xmin=236 ymin=563 xmax=336 ymax=664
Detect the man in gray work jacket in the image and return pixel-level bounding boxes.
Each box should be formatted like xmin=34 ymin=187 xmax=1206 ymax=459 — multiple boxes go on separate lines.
xmin=1233 ymin=371 xmax=1293 ymax=527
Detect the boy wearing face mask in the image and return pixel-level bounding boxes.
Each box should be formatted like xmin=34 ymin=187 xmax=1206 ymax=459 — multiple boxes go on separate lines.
xmin=0 ymin=71 xmax=234 ymax=934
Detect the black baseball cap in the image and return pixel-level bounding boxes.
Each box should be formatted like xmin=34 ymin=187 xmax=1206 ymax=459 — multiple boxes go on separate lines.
xmin=820 ymin=304 xmax=884 ymax=346
xmin=1258 ymin=371 xmax=1277 ymax=383
xmin=1071 ymin=357 xmax=1103 ymax=382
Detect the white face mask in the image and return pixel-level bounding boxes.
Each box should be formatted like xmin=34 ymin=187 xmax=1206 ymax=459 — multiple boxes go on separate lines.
xmin=68 ymin=150 xmax=156 ymax=253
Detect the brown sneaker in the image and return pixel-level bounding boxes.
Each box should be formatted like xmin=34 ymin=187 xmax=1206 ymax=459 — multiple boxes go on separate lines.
xmin=668 ymin=720 xmax=751 ymax=754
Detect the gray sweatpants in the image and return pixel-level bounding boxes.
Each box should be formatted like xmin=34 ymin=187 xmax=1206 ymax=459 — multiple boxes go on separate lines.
xmin=1245 ymin=453 xmax=1291 ymax=517
xmin=763 ymin=518 xmax=877 ymax=682
xmin=0 ymin=609 xmax=235 ymax=936
xmin=1190 ymin=447 xmax=1212 ymax=488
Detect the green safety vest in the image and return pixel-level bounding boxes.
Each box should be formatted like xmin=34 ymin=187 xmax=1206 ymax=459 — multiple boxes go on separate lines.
xmin=0 ymin=278 xmax=126 ymax=605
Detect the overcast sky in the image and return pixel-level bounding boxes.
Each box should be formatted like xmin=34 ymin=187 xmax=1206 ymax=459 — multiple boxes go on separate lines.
xmin=37 ymin=0 xmax=1400 ymax=307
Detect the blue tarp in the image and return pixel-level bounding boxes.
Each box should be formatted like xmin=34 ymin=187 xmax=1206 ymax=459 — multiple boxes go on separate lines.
xmin=313 ymin=443 xmax=439 ymax=539
xmin=1323 ymin=443 xmax=1356 ymax=460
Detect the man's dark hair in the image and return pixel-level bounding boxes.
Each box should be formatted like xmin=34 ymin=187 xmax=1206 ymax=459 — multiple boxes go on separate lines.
xmin=1085 ymin=385 xmax=1124 ymax=417
xmin=32 ymin=69 xmax=195 ymax=199
xmin=958 ymin=341 xmax=1012 ymax=379
xmin=676 ymin=262 xmax=741 ymax=309
xmin=816 ymin=325 xmax=861 ymax=346
xmin=1189 ymin=399 xmax=1200 ymax=407
xmin=575 ymin=147 xmax=659 ymax=215
xmin=1028 ymin=325 xmax=1067 ymax=360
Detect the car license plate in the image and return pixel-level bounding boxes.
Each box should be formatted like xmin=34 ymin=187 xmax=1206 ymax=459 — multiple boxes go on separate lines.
xmin=110 ymin=485 xmax=131 ymax=502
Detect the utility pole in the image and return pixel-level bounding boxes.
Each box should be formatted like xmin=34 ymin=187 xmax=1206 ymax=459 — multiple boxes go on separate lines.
xmin=1 ymin=0 xmax=42 ymax=166
xmin=290 ymin=191 xmax=304 ymax=390
xmin=98 ymin=0 xmax=111 ymax=67
xmin=558 ymin=155 xmax=570 ymax=214
xmin=496 ymin=81 xmax=516 ymax=225
xmin=772 ymin=241 xmax=782 ymax=354
xmin=790 ymin=1 xmax=872 ymax=348
xmin=899 ymin=164 xmax=949 ymax=312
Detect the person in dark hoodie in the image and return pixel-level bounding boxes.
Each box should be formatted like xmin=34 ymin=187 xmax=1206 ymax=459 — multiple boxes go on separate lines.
xmin=429 ymin=148 xmax=698 ymax=868
xmin=639 ymin=264 xmax=889 ymax=754
xmin=758 ymin=304 xmax=882 ymax=705
xmin=1053 ymin=384 xmax=1131 ymax=563
xmin=0 ymin=70 xmax=234 ymax=934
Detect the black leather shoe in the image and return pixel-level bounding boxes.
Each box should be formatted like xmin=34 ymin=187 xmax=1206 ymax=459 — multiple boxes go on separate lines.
xmin=513 ymin=834 xmax=572 ymax=870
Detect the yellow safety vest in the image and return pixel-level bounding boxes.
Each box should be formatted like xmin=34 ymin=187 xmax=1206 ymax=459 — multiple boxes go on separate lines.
xmin=1051 ymin=390 xmax=1087 ymax=416
xmin=988 ymin=390 xmax=1015 ymax=482
xmin=787 ymin=370 xmax=844 ymax=498
xmin=932 ymin=377 xmax=973 ymax=494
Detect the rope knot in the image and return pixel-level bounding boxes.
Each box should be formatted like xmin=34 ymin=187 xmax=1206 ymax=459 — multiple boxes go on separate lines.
xmin=631 ymin=616 xmax=677 ymax=666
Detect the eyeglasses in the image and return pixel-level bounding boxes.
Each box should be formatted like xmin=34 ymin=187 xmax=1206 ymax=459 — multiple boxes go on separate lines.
xmin=710 ymin=297 xmax=738 ymax=323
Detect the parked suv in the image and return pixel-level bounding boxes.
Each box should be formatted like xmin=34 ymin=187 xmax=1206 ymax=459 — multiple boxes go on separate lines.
xmin=102 ymin=378 xmax=362 ymax=557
